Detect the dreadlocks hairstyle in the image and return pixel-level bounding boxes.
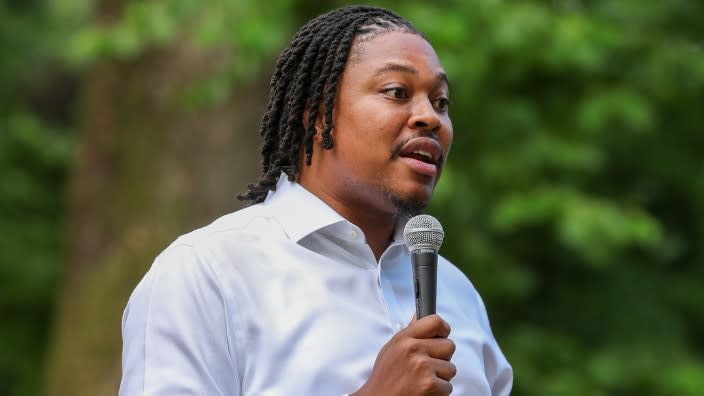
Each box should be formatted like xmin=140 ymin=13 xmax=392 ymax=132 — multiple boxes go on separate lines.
xmin=237 ymin=5 xmax=422 ymax=204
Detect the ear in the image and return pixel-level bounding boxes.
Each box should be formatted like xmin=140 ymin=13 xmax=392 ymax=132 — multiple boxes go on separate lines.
xmin=302 ymin=104 xmax=326 ymax=143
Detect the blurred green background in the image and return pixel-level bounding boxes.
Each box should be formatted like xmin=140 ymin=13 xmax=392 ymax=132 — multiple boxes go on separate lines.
xmin=1 ymin=0 xmax=703 ymax=395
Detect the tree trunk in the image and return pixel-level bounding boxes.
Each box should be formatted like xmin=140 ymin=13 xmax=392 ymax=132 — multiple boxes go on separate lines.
xmin=44 ymin=39 xmax=267 ymax=395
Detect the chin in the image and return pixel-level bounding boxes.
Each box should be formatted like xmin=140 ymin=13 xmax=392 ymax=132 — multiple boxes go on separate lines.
xmin=388 ymin=189 xmax=430 ymax=218
xmin=379 ymin=179 xmax=434 ymax=216
xmin=394 ymin=198 xmax=427 ymax=218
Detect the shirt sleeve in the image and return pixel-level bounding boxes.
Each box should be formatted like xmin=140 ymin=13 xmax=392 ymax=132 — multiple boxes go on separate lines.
xmin=118 ymin=243 xmax=240 ymax=395
xmin=478 ymin=303 xmax=513 ymax=396
xmin=439 ymin=258 xmax=513 ymax=396
xmin=473 ymin=282 xmax=513 ymax=396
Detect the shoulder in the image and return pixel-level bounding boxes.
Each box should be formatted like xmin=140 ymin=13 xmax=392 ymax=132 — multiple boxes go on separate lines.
xmin=435 ymin=256 xmax=514 ymax=392
xmin=437 ymin=256 xmax=480 ymax=300
xmin=436 ymin=256 xmax=495 ymax=328
xmin=151 ymin=203 xmax=295 ymax=269
xmin=173 ymin=203 xmax=288 ymax=249
xmin=130 ymin=204 xmax=293 ymax=303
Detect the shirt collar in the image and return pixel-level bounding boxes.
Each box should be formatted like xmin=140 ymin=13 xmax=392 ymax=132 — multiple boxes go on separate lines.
xmin=262 ymin=174 xmax=409 ymax=248
xmin=262 ymin=174 xmax=348 ymax=242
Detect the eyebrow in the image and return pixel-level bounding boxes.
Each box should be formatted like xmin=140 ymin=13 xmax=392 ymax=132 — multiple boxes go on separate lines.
xmin=373 ymin=62 xmax=450 ymax=88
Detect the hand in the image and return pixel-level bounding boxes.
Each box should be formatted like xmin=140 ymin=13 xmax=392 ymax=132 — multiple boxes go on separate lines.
xmin=351 ymin=314 xmax=456 ymax=396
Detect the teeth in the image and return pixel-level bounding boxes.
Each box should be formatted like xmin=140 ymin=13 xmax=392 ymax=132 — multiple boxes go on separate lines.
xmin=412 ymin=150 xmax=433 ymax=160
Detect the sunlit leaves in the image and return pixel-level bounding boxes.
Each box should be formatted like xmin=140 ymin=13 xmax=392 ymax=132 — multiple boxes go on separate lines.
xmin=66 ymin=0 xmax=295 ymax=106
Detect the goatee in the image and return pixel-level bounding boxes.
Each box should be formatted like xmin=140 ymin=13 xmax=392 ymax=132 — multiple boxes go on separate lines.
xmin=390 ymin=194 xmax=427 ymax=221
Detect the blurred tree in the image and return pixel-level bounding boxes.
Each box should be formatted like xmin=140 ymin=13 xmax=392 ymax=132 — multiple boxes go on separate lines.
xmin=2 ymin=0 xmax=702 ymax=395
xmin=404 ymin=1 xmax=704 ymax=395
xmin=0 ymin=1 xmax=77 ymax=396
xmin=43 ymin=0 xmax=300 ymax=394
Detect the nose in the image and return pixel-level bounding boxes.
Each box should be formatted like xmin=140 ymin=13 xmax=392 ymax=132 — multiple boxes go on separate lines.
xmin=408 ymin=98 xmax=442 ymax=132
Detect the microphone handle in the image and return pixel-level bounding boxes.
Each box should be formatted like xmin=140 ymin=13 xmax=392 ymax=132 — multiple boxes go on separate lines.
xmin=412 ymin=250 xmax=437 ymax=319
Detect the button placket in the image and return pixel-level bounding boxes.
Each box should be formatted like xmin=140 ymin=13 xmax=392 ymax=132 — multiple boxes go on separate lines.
xmin=378 ymin=246 xmax=408 ymax=333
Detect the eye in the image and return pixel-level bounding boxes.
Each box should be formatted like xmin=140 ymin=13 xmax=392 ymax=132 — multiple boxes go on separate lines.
xmin=435 ymin=97 xmax=451 ymax=113
xmin=382 ymin=87 xmax=409 ymax=100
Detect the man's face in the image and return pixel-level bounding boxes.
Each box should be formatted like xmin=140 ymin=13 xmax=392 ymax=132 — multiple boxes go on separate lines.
xmin=300 ymin=31 xmax=453 ymax=218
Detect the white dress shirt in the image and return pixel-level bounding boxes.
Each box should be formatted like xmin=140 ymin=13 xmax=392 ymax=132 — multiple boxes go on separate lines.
xmin=119 ymin=176 xmax=512 ymax=395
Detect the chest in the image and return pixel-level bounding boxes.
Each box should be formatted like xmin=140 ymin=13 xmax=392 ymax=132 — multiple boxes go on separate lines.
xmin=222 ymin=248 xmax=493 ymax=395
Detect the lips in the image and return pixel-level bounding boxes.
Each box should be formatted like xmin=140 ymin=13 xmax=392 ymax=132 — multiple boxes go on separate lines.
xmin=398 ymin=137 xmax=444 ymax=177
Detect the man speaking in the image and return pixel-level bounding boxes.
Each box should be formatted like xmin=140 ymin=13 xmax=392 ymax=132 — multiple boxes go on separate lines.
xmin=119 ymin=5 xmax=512 ymax=395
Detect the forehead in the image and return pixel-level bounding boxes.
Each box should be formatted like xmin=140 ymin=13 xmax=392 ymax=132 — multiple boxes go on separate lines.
xmin=347 ymin=31 xmax=446 ymax=80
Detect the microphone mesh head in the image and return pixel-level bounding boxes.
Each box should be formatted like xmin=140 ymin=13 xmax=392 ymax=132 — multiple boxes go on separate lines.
xmin=403 ymin=214 xmax=444 ymax=252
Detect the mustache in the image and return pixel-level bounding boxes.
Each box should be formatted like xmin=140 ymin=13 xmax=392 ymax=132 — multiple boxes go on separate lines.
xmin=390 ymin=137 xmax=409 ymax=159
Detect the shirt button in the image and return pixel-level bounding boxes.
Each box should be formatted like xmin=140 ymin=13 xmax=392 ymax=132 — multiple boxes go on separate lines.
xmin=396 ymin=323 xmax=404 ymax=331
xmin=349 ymin=229 xmax=358 ymax=239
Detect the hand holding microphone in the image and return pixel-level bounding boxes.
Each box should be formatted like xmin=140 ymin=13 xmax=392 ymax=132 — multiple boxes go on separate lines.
xmin=352 ymin=215 xmax=455 ymax=396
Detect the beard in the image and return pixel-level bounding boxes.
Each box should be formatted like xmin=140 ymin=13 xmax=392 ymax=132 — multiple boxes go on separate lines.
xmin=386 ymin=139 xmax=437 ymax=219
xmin=385 ymin=187 xmax=428 ymax=220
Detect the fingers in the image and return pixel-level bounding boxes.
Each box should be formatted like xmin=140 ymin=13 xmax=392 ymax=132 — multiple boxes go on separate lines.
xmin=425 ymin=337 xmax=456 ymax=360
xmin=405 ymin=314 xmax=451 ymax=339
xmin=397 ymin=314 xmax=456 ymax=395
xmin=414 ymin=359 xmax=455 ymax=394
xmin=433 ymin=377 xmax=453 ymax=396
xmin=439 ymin=380 xmax=453 ymax=395
xmin=359 ymin=314 xmax=456 ymax=396
xmin=410 ymin=351 xmax=457 ymax=378
xmin=434 ymin=360 xmax=457 ymax=382
xmin=400 ymin=314 xmax=455 ymax=361
xmin=393 ymin=336 xmax=454 ymax=363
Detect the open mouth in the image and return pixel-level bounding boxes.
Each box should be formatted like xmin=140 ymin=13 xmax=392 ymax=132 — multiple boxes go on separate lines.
xmin=397 ymin=137 xmax=444 ymax=177
xmin=401 ymin=149 xmax=437 ymax=165
xmin=398 ymin=137 xmax=442 ymax=166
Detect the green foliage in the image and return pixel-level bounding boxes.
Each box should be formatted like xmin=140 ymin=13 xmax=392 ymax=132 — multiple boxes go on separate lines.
xmin=66 ymin=0 xmax=298 ymax=105
xmin=0 ymin=113 xmax=72 ymax=396
xmin=3 ymin=0 xmax=703 ymax=395
xmin=408 ymin=0 xmax=704 ymax=394
xmin=0 ymin=1 xmax=306 ymax=394
xmin=0 ymin=1 xmax=79 ymax=395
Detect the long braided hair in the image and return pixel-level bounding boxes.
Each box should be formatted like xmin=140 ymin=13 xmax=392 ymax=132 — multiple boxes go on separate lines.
xmin=237 ymin=5 xmax=421 ymax=204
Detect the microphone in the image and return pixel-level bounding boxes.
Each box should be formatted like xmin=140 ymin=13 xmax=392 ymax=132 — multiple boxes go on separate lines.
xmin=403 ymin=214 xmax=444 ymax=319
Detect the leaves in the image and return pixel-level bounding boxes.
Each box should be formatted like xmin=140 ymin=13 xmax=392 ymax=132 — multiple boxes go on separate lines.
xmin=2 ymin=0 xmax=703 ymax=395
xmin=419 ymin=0 xmax=704 ymax=394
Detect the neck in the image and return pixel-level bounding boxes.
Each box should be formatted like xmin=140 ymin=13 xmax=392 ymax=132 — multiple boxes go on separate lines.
xmin=298 ymin=178 xmax=400 ymax=262
xmin=343 ymin=208 xmax=399 ymax=262
xmin=307 ymin=187 xmax=399 ymax=261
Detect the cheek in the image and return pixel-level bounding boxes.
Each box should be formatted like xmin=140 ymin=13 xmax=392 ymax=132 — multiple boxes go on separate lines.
xmin=442 ymin=121 xmax=454 ymax=152
xmin=333 ymin=99 xmax=407 ymax=154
